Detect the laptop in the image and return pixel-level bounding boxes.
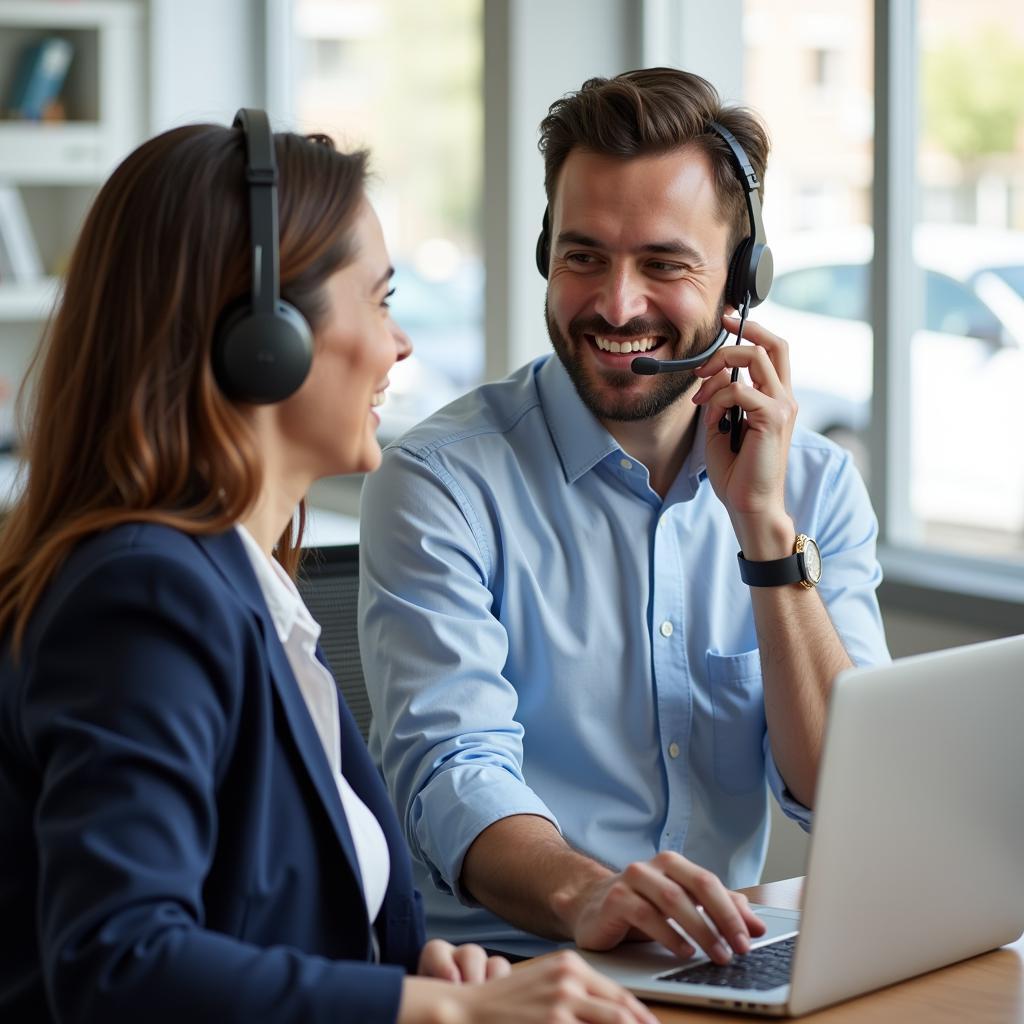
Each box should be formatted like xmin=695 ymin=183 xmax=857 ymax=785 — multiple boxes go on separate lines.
xmin=580 ymin=634 xmax=1024 ymax=1016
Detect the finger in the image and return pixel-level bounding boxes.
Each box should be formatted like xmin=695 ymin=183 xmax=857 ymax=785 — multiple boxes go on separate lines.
xmin=694 ymin=343 xmax=785 ymax=399
xmin=701 ymin=382 xmax=797 ymax=442
xmin=701 ymin=383 xmax=772 ymax=432
xmin=485 ymin=954 xmax=512 ymax=980
xmin=730 ymin=891 xmax=768 ymax=936
xmin=621 ymin=890 xmax=699 ymax=961
xmin=690 ymin=366 xmax=732 ymax=406
xmin=721 ymin=314 xmax=792 ymax=389
xmin=653 ymin=856 xmax=754 ymax=957
xmin=585 ymin=876 xmax=695 ymax=960
xmin=571 ymin=993 xmax=660 ymax=1024
xmin=549 ymin=954 xmax=658 ymax=1024
xmin=451 ymin=942 xmax=490 ymax=983
xmin=621 ymin=861 xmax=734 ymax=964
xmin=417 ymin=938 xmax=460 ymax=981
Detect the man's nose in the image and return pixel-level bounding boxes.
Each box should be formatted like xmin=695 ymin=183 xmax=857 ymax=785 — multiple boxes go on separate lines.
xmin=593 ymin=264 xmax=647 ymax=327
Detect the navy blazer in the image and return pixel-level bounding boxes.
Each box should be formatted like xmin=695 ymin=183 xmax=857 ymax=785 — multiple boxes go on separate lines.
xmin=0 ymin=525 xmax=425 ymax=1023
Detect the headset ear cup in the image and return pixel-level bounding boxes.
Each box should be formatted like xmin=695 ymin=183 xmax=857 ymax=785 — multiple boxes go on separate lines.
xmin=535 ymin=206 xmax=551 ymax=279
xmin=725 ymin=239 xmax=752 ymax=309
xmin=213 ymin=300 xmax=313 ymax=404
xmin=535 ymin=232 xmax=549 ymax=279
xmin=748 ymin=242 xmax=774 ymax=307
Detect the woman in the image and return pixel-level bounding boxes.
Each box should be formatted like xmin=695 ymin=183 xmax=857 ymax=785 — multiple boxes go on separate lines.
xmin=0 ymin=115 xmax=657 ymax=1024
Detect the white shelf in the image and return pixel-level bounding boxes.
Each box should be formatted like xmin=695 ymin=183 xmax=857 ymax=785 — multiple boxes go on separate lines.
xmin=0 ymin=0 xmax=143 ymax=336
xmin=0 ymin=123 xmax=113 ymax=184
xmin=0 ymin=0 xmax=144 ymax=184
xmin=0 ymin=278 xmax=60 ymax=322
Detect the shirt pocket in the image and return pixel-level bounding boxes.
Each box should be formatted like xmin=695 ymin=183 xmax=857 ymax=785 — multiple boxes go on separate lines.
xmin=706 ymin=648 xmax=767 ymax=795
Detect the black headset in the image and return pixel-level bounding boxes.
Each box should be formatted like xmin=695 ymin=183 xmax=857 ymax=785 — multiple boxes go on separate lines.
xmin=212 ymin=108 xmax=314 ymax=404
xmin=534 ymin=120 xmax=773 ymax=311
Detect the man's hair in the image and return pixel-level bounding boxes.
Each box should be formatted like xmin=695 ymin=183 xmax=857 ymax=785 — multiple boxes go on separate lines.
xmin=538 ymin=67 xmax=770 ymax=254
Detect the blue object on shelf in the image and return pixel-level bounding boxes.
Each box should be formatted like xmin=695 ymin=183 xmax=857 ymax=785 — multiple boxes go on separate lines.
xmin=6 ymin=37 xmax=74 ymax=122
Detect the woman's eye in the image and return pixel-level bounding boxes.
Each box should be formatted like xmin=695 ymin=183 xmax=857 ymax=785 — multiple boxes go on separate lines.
xmin=381 ymin=286 xmax=396 ymax=309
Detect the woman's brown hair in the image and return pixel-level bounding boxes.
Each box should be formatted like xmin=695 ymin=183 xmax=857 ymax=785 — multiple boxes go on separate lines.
xmin=539 ymin=67 xmax=770 ymax=255
xmin=0 ymin=122 xmax=368 ymax=652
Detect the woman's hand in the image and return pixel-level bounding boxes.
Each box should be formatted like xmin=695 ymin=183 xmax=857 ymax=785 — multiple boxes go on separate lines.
xmin=400 ymin=950 xmax=660 ymax=1024
xmin=417 ymin=938 xmax=511 ymax=983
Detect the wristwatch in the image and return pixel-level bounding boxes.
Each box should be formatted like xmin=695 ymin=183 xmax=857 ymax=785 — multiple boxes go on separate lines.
xmin=737 ymin=534 xmax=822 ymax=589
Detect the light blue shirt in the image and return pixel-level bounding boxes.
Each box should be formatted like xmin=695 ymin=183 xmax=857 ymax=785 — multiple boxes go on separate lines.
xmin=359 ymin=354 xmax=889 ymax=954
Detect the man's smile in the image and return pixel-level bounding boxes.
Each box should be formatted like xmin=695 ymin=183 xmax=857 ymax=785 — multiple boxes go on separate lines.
xmin=581 ymin=331 xmax=672 ymax=368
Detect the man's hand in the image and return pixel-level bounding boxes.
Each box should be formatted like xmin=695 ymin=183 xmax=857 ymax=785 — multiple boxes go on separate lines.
xmin=554 ymin=850 xmax=767 ymax=965
xmin=417 ymin=938 xmax=511 ymax=983
xmin=692 ymin=315 xmax=798 ymax=557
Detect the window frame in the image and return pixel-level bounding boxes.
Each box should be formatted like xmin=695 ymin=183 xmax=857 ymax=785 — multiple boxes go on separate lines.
xmin=267 ymin=0 xmax=1024 ymax=624
xmin=871 ymin=0 xmax=1024 ymax=626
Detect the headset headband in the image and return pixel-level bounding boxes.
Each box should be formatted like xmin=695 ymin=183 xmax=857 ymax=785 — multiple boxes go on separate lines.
xmin=706 ymin=119 xmax=767 ymax=249
xmin=233 ymin=108 xmax=280 ymax=317
xmin=535 ymin=118 xmax=770 ymax=306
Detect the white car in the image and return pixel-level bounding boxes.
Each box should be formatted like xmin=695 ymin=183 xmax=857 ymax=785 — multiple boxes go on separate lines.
xmin=759 ymin=224 xmax=1024 ymax=536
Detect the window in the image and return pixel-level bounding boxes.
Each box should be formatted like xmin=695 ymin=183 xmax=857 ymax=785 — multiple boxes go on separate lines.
xmin=742 ymin=0 xmax=1024 ymax=576
xmin=283 ymin=0 xmax=484 ymax=442
xmin=810 ymin=47 xmax=842 ymax=92
xmin=742 ymin=0 xmax=875 ymax=465
xmin=924 ymin=272 xmax=1004 ymax=341
xmin=912 ymin=0 xmax=1024 ymax=560
xmin=771 ymin=265 xmax=869 ymax=322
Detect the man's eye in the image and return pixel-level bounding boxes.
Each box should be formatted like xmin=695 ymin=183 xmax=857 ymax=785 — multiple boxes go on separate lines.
xmin=566 ymin=252 xmax=598 ymax=265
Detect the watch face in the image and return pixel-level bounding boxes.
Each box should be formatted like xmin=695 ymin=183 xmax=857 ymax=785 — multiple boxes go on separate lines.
xmin=801 ymin=537 xmax=822 ymax=584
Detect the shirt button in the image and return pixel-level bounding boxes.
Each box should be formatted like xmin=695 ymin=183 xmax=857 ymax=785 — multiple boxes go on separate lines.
xmin=619 ymin=457 xmax=633 ymax=471
xmin=668 ymin=742 xmax=680 ymax=759
xmin=659 ymin=620 xmax=673 ymax=638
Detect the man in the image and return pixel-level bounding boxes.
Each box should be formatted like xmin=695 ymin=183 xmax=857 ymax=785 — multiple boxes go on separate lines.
xmin=358 ymin=68 xmax=889 ymax=963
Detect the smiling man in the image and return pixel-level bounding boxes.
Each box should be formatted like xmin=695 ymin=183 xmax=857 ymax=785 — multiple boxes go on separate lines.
xmin=358 ymin=68 xmax=890 ymax=962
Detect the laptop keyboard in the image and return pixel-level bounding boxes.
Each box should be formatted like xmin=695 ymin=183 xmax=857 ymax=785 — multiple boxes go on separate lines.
xmin=658 ymin=934 xmax=797 ymax=990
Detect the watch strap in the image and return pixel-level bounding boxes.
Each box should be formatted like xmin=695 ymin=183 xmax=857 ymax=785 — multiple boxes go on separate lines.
xmin=737 ymin=550 xmax=805 ymax=587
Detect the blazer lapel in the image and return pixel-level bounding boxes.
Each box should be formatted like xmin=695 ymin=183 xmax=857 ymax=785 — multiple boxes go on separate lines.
xmin=193 ymin=532 xmax=368 ymax=914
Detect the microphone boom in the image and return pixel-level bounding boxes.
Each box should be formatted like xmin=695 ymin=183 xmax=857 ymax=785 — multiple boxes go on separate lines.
xmin=629 ymin=328 xmax=729 ymax=375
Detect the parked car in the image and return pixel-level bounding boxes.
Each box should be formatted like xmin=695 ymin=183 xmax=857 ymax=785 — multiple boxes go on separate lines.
xmin=759 ymin=224 xmax=1024 ymax=536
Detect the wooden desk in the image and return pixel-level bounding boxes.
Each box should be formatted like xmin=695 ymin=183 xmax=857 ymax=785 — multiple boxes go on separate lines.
xmin=649 ymin=877 xmax=1024 ymax=1023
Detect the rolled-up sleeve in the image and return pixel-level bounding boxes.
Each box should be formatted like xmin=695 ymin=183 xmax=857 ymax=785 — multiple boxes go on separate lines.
xmin=359 ymin=446 xmax=559 ymax=901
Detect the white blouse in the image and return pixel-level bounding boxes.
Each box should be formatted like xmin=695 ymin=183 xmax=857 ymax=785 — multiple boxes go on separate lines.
xmin=235 ymin=526 xmax=390 ymax=928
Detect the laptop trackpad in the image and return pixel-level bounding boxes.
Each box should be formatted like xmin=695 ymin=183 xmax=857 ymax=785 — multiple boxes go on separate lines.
xmin=577 ymin=905 xmax=801 ymax=976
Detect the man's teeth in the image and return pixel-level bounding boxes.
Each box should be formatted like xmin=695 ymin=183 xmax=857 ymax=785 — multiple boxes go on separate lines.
xmin=371 ymin=390 xmax=387 ymax=407
xmin=593 ymin=336 xmax=659 ymax=354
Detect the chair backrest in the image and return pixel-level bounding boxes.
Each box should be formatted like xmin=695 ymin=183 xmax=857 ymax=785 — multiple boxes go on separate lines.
xmin=297 ymin=544 xmax=372 ymax=741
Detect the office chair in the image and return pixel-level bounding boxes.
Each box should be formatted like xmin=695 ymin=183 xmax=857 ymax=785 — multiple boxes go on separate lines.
xmin=297 ymin=544 xmax=373 ymax=741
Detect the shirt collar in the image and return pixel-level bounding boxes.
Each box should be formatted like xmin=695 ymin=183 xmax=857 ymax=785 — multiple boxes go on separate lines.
xmin=535 ymin=354 xmax=620 ymax=484
xmin=679 ymin=413 xmax=710 ymax=485
xmin=535 ymin=353 xmax=711 ymax=496
xmin=234 ymin=525 xmax=320 ymax=647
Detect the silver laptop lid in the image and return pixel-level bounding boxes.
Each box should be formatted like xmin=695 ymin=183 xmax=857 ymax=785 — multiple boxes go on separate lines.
xmin=789 ymin=634 xmax=1024 ymax=1016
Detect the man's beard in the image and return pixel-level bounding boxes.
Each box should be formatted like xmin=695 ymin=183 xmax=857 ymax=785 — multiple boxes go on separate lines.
xmin=545 ymin=298 xmax=725 ymax=422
